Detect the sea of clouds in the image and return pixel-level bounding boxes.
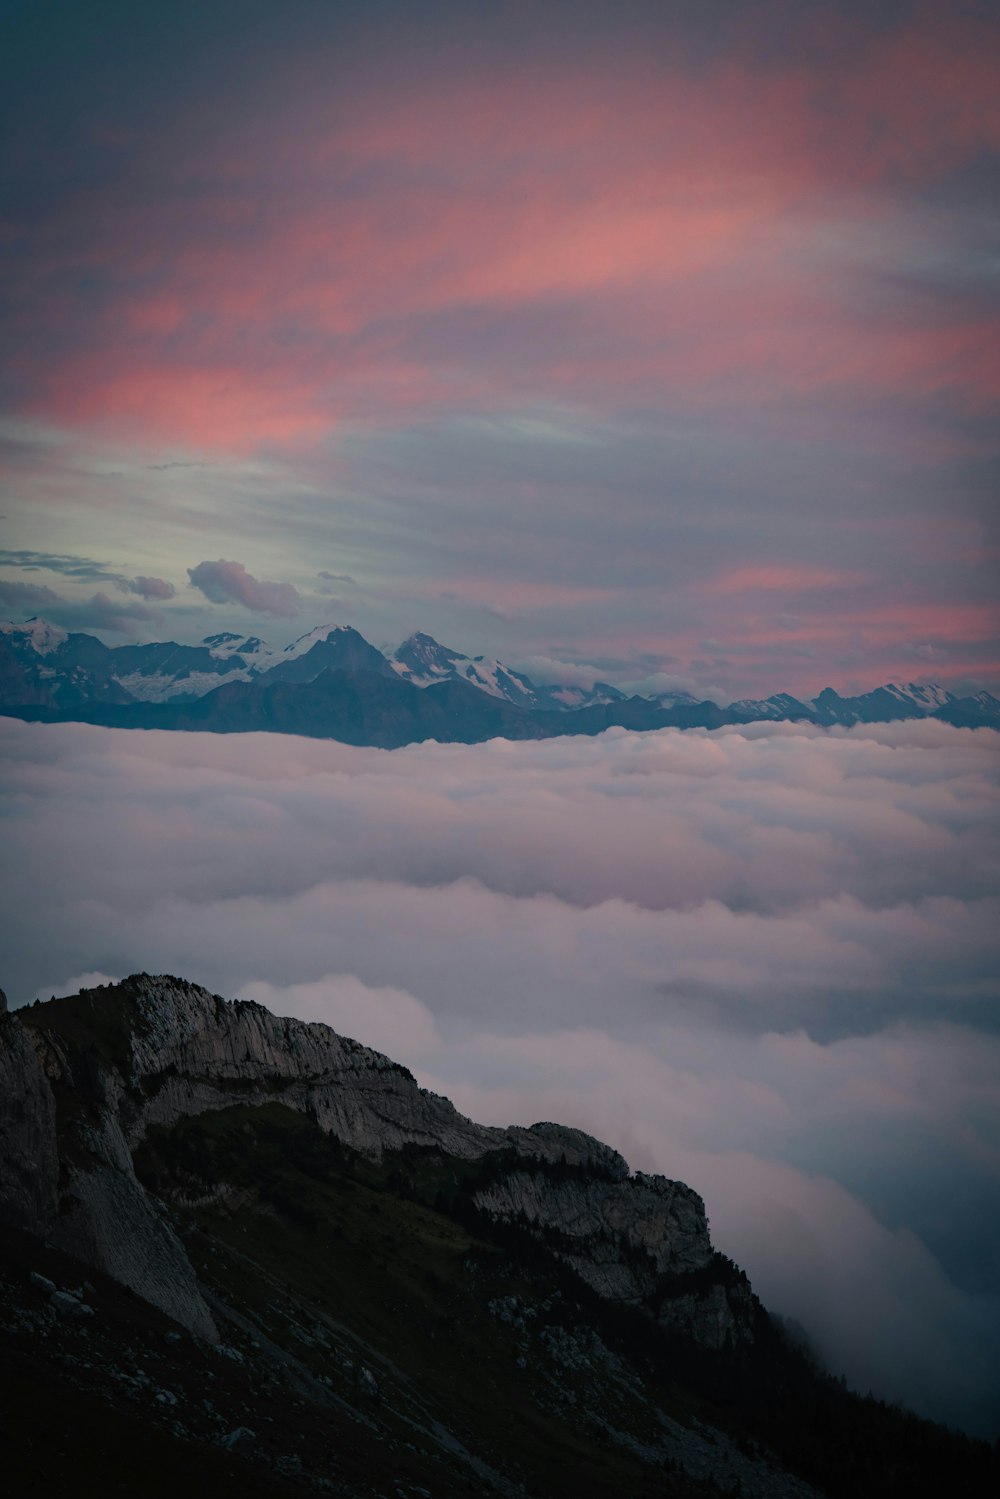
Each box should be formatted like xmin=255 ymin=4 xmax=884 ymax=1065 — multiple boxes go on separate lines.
xmin=2 ymin=716 xmax=997 ymax=1435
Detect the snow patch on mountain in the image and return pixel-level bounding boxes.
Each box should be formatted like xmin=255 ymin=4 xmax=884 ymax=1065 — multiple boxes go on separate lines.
xmin=393 ymin=632 xmax=626 ymax=710
xmin=730 ymin=693 xmax=815 ymax=721
xmin=114 ymin=668 xmax=253 ymax=702
xmin=279 ymin=624 xmax=352 ymax=660
xmin=202 ymin=632 xmax=274 ymax=665
xmin=0 ymin=617 xmax=69 ymax=655
xmin=882 ymin=683 xmax=954 ymax=711
xmin=394 ymin=632 xmax=535 ymax=703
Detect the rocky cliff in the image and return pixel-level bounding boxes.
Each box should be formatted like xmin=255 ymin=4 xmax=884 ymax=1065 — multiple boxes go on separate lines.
xmin=3 ymin=975 xmax=996 ymax=1499
xmin=0 ymin=974 xmax=748 ymax=1350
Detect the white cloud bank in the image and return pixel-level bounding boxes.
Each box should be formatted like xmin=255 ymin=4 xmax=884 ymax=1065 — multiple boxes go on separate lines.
xmin=1 ymin=716 xmax=997 ymax=1434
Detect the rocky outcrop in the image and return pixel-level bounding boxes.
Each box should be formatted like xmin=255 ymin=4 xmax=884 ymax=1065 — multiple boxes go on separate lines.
xmin=1 ymin=1002 xmax=218 ymax=1339
xmin=117 ymin=974 xmax=506 ymax=1160
xmin=0 ymin=974 xmax=752 ymax=1347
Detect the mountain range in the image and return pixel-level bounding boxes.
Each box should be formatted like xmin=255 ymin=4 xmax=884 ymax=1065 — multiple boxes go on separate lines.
xmin=2 ymin=616 xmax=998 ymax=747
xmin=1 ymin=975 xmax=995 ymax=1497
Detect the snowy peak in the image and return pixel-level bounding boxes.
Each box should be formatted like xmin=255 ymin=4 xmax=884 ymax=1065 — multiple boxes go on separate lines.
xmin=810 ymin=682 xmax=959 ymax=725
xmin=202 ymin=631 xmax=245 ymax=649
xmin=0 ymin=616 xmax=69 ymax=656
xmin=730 ymin=692 xmax=816 ymax=721
xmin=393 ymin=631 xmax=467 ymax=683
xmin=262 ymin=624 xmax=395 ymax=685
xmin=459 ymin=656 xmax=539 ymax=705
xmin=394 ymin=631 xmax=541 ymax=706
xmin=280 ymin=623 xmax=352 ymax=660
xmin=202 ymin=632 xmax=274 ymax=665
xmin=883 ymin=682 xmax=954 ymax=711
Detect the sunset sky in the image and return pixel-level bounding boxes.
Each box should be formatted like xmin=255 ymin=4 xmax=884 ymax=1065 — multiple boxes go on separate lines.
xmin=1 ymin=0 xmax=998 ymax=698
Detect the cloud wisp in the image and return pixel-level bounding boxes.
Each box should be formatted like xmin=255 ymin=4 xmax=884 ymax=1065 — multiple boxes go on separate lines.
xmin=1 ymin=715 xmax=997 ymax=1434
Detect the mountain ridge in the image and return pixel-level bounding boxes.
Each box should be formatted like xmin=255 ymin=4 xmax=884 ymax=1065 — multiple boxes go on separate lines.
xmin=1 ymin=974 xmax=737 ymax=1345
xmin=3 ymin=617 xmax=997 ymax=746
xmin=4 ymin=615 xmax=996 ymax=735
xmin=1 ymin=974 xmax=996 ymax=1497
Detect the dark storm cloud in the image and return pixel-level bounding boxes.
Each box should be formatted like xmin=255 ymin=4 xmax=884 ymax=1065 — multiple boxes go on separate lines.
xmin=0 ymin=717 xmax=997 ymax=1433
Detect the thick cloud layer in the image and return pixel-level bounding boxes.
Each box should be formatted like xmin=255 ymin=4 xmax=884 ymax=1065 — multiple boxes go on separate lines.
xmin=1 ymin=717 xmax=997 ymax=1434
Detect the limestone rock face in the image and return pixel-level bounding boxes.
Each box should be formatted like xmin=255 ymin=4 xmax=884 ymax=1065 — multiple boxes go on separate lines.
xmin=0 ymin=974 xmax=751 ymax=1347
xmin=122 ymin=975 xmax=505 ymax=1161
xmin=3 ymin=1010 xmax=218 ymax=1339
xmin=52 ymin=1097 xmax=219 ymax=1341
xmin=473 ymin=1166 xmax=712 ymax=1301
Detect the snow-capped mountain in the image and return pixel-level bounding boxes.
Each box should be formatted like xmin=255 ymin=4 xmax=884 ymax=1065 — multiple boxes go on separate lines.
xmin=203 ymin=631 xmax=273 ymax=664
xmin=392 ymin=631 xmax=541 ymax=707
xmin=392 ymin=631 xmax=625 ymax=711
xmin=812 ymin=682 xmax=961 ymax=725
xmin=2 ymin=616 xmax=999 ymax=732
xmin=264 ymin=624 xmax=395 ymax=685
xmin=0 ymin=619 xmax=399 ymax=706
xmin=729 ymin=692 xmax=816 ymax=721
xmin=0 ymin=617 xmax=68 ymax=656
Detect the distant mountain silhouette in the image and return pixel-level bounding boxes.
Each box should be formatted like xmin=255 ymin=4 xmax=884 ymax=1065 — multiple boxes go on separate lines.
xmin=2 ymin=617 xmax=997 ymax=745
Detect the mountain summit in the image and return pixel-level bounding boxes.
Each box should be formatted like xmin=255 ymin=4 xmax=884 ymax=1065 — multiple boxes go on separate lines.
xmin=393 ymin=630 xmax=544 ymax=707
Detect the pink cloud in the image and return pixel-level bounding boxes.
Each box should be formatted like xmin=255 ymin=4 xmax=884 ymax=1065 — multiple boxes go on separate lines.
xmin=706 ymin=566 xmax=866 ymax=596
xmin=129 ymin=575 xmax=175 ymax=600
xmin=7 ymin=8 xmax=999 ymax=454
xmin=187 ymin=559 xmax=299 ymax=617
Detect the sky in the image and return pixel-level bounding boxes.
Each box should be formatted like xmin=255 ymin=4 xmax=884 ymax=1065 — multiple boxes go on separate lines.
xmin=1 ymin=0 xmax=999 ymax=699
xmin=2 ymin=714 xmax=998 ymax=1436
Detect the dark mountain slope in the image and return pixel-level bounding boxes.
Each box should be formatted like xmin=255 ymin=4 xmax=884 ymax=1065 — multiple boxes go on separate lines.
xmin=263 ymin=627 xmax=397 ymax=686
xmin=0 ymin=668 xmax=552 ymax=745
xmin=1 ymin=976 xmax=996 ymax=1498
xmin=0 ymin=671 xmax=738 ymax=744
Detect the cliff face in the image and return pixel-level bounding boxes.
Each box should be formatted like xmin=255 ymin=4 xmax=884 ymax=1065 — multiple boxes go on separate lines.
xmin=0 ymin=974 xmax=750 ymax=1349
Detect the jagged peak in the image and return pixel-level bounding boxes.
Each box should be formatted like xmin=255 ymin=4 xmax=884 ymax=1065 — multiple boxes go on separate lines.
xmin=280 ymin=623 xmax=354 ymax=657
xmin=0 ymin=615 xmax=69 ymax=654
xmin=394 ymin=629 xmax=463 ymax=661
